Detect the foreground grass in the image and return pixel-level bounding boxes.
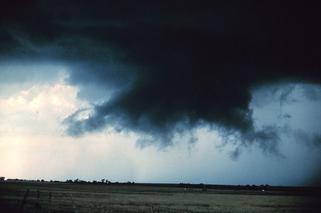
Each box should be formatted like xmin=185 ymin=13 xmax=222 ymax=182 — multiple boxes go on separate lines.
xmin=1 ymin=182 xmax=320 ymax=212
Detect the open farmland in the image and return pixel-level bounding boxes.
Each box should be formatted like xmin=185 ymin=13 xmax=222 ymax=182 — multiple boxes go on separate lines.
xmin=1 ymin=182 xmax=321 ymax=213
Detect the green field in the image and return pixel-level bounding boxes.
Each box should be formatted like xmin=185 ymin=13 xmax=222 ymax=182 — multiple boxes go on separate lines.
xmin=1 ymin=182 xmax=320 ymax=213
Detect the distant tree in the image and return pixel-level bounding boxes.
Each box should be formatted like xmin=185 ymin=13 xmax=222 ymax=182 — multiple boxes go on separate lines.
xmin=66 ymin=179 xmax=73 ymax=183
xmin=0 ymin=177 xmax=5 ymax=181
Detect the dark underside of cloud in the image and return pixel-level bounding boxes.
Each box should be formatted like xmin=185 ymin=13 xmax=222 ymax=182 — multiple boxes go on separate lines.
xmin=1 ymin=1 xmax=321 ymax=151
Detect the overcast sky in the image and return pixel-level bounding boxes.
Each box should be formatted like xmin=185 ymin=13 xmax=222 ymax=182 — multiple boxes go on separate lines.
xmin=0 ymin=1 xmax=321 ymax=186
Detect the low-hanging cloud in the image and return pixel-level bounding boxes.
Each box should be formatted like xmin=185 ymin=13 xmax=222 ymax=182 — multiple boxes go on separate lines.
xmin=1 ymin=1 xmax=321 ymax=153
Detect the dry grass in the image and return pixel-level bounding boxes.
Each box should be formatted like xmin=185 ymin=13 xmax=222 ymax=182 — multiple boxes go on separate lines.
xmin=1 ymin=182 xmax=320 ymax=213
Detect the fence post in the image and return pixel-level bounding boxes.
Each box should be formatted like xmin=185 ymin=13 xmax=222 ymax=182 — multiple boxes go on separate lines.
xmin=69 ymin=193 xmax=79 ymax=213
xmin=48 ymin=192 xmax=52 ymax=213
xmin=20 ymin=189 xmax=29 ymax=213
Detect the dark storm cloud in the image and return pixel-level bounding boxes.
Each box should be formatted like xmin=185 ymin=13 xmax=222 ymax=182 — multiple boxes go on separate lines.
xmin=1 ymin=1 xmax=321 ymax=150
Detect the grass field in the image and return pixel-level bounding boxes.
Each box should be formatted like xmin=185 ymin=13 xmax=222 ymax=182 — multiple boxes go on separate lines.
xmin=1 ymin=182 xmax=321 ymax=213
